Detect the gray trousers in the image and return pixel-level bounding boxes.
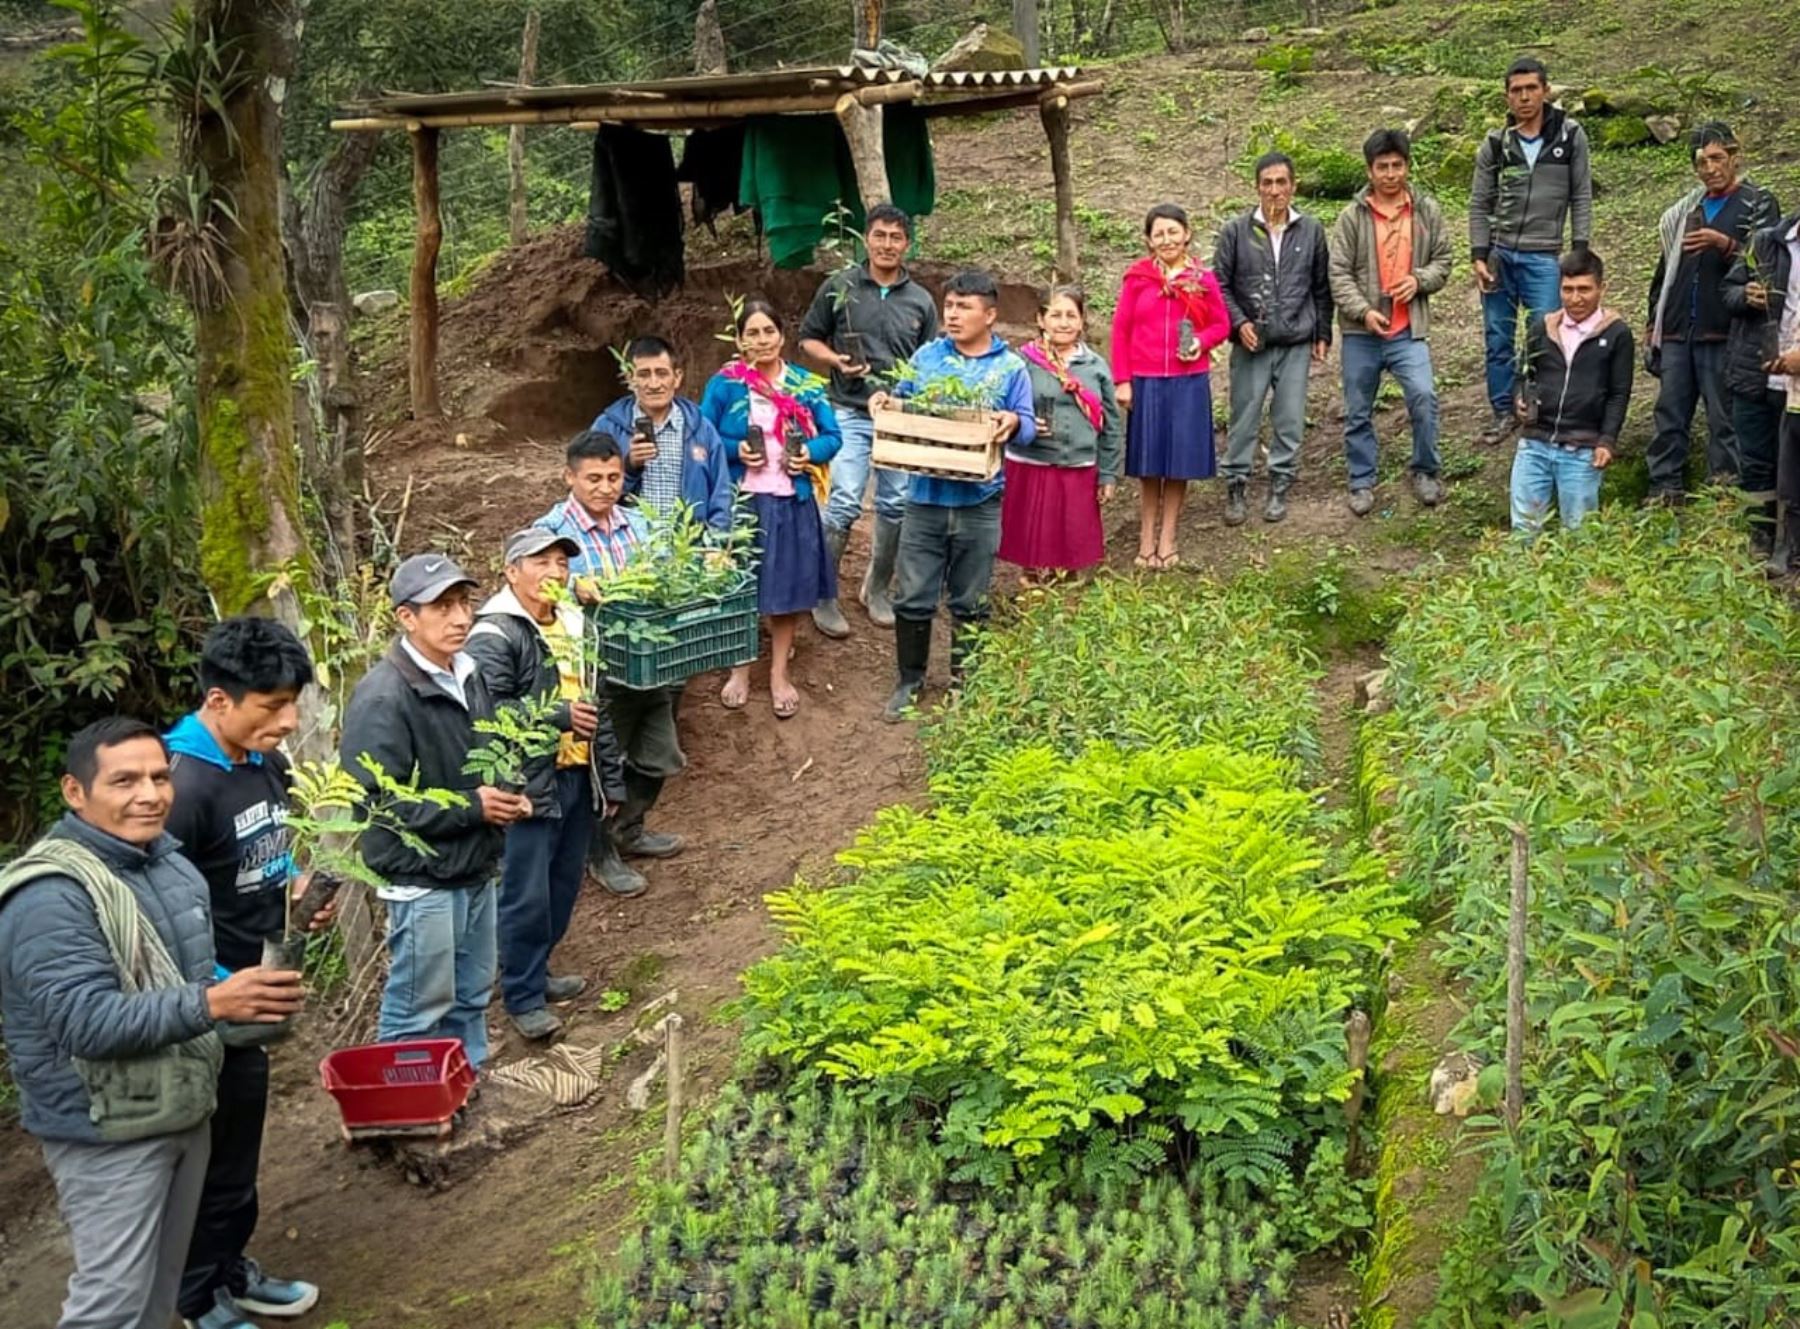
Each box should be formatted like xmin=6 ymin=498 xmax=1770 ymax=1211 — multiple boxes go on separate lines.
xmin=42 ymin=1122 xmax=212 ymax=1329
xmin=1224 ymin=342 xmax=1311 ymax=482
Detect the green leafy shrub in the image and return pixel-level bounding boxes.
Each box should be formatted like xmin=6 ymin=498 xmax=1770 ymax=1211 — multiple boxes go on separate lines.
xmin=1242 ymin=124 xmax=1366 ymax=199
xmin=1254 ymin=43 xmax=1315 ymax=91
xmin=923 ymin=576 xmax=1322 ymax=780
xmin=1366 ymin=501 xmax=1800 ymax=1325
xmin=592 ymin=1081 xmax=1306 ymax=1328
xmin=743 ymin=743 xmax=1413 ymax=1183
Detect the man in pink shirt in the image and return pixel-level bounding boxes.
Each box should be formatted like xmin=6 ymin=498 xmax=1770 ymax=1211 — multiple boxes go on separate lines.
xmin=1509 ymin=249 xmax=1636 ymax=535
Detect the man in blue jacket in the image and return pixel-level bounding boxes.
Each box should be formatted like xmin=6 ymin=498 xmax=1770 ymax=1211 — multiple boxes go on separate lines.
xmin=0 ymin=718 xmax=303 ymax=1329
xmin=868 ymin=270 xmax=1034 ymax=722
xmin=589 ymin=334 xmax=734 ymax=531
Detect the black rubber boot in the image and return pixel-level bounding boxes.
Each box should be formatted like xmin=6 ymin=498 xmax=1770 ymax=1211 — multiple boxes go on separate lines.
xmin=1768 ymin=503 xmax=1796 ymax=578
xmin=587 ymin=824 xmax=648 ymax=896
xmin=1264 ymin=477 xmax=1291 ymax=523
xmin=1750 ymin=499 xmax=1777 ymax=560
xmin=882 ymin=616 xmax=932 ymax=722
xmin=1224 ymin=479 xmax=1248 ymax=527
xmin=613 ymin=769 xmax=683 ymax=859
xmin=861 ymin=516 xmax=903 ymax=629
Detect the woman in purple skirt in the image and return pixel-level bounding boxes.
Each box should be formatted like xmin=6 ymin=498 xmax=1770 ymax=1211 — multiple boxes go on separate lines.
xmin=1110 ymin=204 xmax=1233 ymax=569
xmin=699 ymin=300 xmax=842 ymax=718
xmin=1000 ymin=286 xmax=1123 ymax=580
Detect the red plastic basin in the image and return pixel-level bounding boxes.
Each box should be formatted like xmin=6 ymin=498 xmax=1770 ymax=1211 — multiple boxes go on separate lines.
xmin=320 ymin=1038 xmax=474 ymax=1132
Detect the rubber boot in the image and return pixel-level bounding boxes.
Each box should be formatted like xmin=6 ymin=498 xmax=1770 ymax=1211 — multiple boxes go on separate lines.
xmin=948 ymin=620 xmax=980 ymax=690
xmin=882 ymin=616 xmax=932 ymax=723
xmin=587 ymin=824 xmax=647 ymax=897
xmin=1223 ymin=479 xmax=1248 ymax=527
xmin=811 ymin=525 xmax=852 ymax=639
xmin=1264 ymin=476 xmax=1291 ymax=524
xmin=860 ymin=516 xmax=903 ymax=629
xmin=1750 ymin=499 xmax=1777 ymax=561
xmin=1768 ymin=503 xmax=1796 ymax=578
xmin=613 ymin=769 xmax=684 ymax=859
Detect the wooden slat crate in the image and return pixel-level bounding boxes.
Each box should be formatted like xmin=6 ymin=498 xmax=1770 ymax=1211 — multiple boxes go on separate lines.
xmin=871 ymin=406 xmax=1003 ymax=481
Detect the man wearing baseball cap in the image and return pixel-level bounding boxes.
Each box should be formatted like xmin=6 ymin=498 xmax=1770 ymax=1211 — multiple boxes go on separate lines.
xmin=339 ymin=553 xmax=532 ymax=1069
xmin=465 ymin=529 xmax=630 ymax=1041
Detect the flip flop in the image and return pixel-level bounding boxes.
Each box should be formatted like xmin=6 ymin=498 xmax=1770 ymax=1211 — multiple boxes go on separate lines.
xmin=773 ymin=694 xmax=799 ymax=720
xmin=1134 ymin=553 xmax=1155 ymax=569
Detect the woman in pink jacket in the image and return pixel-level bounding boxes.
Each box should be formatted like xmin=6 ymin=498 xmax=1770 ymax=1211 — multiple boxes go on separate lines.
xmin=1110 ymin=203 xmax=1232 ymax=568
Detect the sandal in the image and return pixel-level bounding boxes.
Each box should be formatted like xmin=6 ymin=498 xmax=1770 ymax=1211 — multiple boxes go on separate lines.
xmin=773 ymin=693 xmax=800 ymax=720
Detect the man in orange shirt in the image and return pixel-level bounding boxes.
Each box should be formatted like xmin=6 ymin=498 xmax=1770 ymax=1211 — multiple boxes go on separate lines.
xmin=1328 ymin=129 xmax=1457 ymax=515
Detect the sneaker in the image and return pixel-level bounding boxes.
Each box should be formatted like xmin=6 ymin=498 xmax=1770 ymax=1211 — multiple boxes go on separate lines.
xmin=1346 ymin=487 xmax=1375 ymax=517
xmin=614 ymin=825 xmax=685 ymax=859
xmin=546 ymin=974 xmax=588 ymax=1003
xmin=1478 ymin=411 xmax=1515 ymax=446
xmin=510 ymin=1006 xmax=563 ymax=1040
xmin=234 ymin=1262 xmax=320 ymax=1319
xmin=1223 ymin=479 xmax=1249 ymax=527
xmin=1412 ymin=471 xmax=1443 ymax=506
xmin=185 ymin=1292 xmax=258 ymax=1329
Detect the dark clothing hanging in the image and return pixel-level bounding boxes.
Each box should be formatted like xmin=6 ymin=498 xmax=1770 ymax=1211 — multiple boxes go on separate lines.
xmin=585 ymin=124 xmax=684 ymax=299
xmin=676 ymin=125 xmax=748 ymax=227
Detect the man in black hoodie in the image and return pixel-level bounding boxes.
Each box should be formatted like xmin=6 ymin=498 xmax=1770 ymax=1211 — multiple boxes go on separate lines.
xmin=1722 ymin=210 xmax=1800 ymax=564
xmin=1509 ymin=249 xmax=1635 ymax=536
xmin=340 ymin=554 xmax=532 ymax=1071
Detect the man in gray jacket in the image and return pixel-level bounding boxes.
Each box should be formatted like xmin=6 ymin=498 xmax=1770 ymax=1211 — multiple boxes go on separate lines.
xmin=1214 ymin=150 xmax=1334 ymax=524
xmin=0 ymin=717 xmax=303 ymax=1329
xmin=1470 ymin=58 xmax=1594 ymax=445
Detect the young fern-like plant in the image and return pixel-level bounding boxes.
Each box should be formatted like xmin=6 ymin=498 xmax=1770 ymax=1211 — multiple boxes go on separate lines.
xmin=462 ymin=691 xmax=563 ymax=792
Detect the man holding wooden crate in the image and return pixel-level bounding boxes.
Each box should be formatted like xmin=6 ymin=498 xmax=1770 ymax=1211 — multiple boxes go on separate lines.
xmin=798 ymin=204 xmax=940 ymax=636
xmin=867 ymin=270 xmax=1034 ymax=722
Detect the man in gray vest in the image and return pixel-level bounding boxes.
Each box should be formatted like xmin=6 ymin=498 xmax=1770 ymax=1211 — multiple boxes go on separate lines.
xmin=0 ymin=718 xmax=304 ymax=1329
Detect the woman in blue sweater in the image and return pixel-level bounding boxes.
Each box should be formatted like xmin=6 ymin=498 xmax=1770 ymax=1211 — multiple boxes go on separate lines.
xmin=699 ymin=300 xmax=843 ymax=718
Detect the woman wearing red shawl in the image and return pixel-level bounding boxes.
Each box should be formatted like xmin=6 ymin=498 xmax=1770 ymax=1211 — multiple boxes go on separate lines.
xmin=999 ymin=286 xmax=1124 ymax=578
xmin=699 ymin=299 xmax=842 ymax=718
xmin=1110 ymin=203 xmax=1232 ymax=569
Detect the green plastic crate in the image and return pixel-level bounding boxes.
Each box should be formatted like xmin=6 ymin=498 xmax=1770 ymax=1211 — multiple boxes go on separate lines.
xmin=589 ymin=581 xmax=760 ymax=688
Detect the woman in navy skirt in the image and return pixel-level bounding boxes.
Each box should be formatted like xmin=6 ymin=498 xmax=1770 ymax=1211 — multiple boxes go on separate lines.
xmin=1110 ymin=203 xmax=1232 ymax=568
xmin=699 ymin=300 xmax=842 ymax=718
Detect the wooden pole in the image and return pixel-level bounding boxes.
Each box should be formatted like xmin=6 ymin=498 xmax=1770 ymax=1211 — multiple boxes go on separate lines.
xmin=662 ymin=1013 xmax=685 ymax=1181
xmin=1039 ymin=93 xmax=1078 ymax=281
xmin=1344 ymin=1008 xmax=1372 ymax=1171
xmin=1504 ymin=826 xmax=1529 ymax=1133
xmin=1013 ymin=0 xmax=1042 ymax=65
xmin=853 ymin=0 xmax=885 ymax=48
xmin=409 ymin=126 xmax=442 ymax=420
xmin=507 ymin=9 xmax=541 ymax=247
xmin=331 ymin=83 xmax=921 ymax=133
xmin=834 ymin=93 xmax=892 ymax=211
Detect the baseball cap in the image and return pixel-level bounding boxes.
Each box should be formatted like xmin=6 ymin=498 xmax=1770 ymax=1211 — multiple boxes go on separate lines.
xmin=389 ymin=553 xmax=478 ymax=608
xmin=503 ymin=527 xmax=582 ymax=565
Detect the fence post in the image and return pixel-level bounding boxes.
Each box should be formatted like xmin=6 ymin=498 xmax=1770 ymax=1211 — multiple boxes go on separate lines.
xmin=662 ymin=1013 xmax=686 ymax=1181
xmin=1504 ymin=825 xmax=1529 ymax=1133
xmin=507 ymin=9 xmax=541 ymax=247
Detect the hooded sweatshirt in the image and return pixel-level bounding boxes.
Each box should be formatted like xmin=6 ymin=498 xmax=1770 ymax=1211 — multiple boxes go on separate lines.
xmin=891 ymin=334 xmax=1037 ymax=507
xmin=165 ymin=712 xmax=292 ymax=971
xmin=1519 ymin=308 xmax=1636 ymax=450
xmin=1469 ymin=104 xmax=1593 ymax=259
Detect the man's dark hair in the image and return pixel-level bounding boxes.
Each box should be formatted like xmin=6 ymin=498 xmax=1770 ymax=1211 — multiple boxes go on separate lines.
xmin=1690 ymin=120 xmax=1738 ymax=154
xmin=1143 ymin=202 xmax=1190 ymax=236
xmin=65 ymin=717 xmax=166 ymax=790
xmin=1253 ymin=151 xmax=1296 ymax=185
xmin=199 ymin=617 xmax=314 ymax=701
xmin=865 ymin=203 xmax=913 ymax=237
xmin=1363 ymin=128 xmax=1412 ymax=166
xmin=626 ymin=335 xmax=676 ymax=364
xmin=567 ymin=427 xmax=624 ymax=466
xmin=1505 ymin=57 xmax=1548 ymax=88
xmin=945 ymin=269 xmax=1000 ymax=307
xmin=1560 ymin=248 xmax=1605 ymax=282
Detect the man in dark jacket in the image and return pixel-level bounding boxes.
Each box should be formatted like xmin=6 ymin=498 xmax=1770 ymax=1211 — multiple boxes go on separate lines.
xmin=1214 ymin=150 xmax=1334 ymax=524
xmin=1509 ymin=250 xmax=1635 ymax=536
xmin=589 ymin=334 xmax=735 ymax=532
xmin=0 ymin=718 xmax=302 ymax=1329
xmin=166 ymin=619 xmax=324 ymax=1329
xmin=1470 ymin=58 xmax=1594 ymax=445
xmin=340 ymin=554 xmax=532 ymax=1070
xmin=1723 ymin=213 xmax=1800 ymax=567
xmin=465 ymin=529 xmax=630 ymax=1041
xmin=798 ymin=204 xmax=941 ymax=635
xmin=1644 ymin=122 xmax=1782 ymax=501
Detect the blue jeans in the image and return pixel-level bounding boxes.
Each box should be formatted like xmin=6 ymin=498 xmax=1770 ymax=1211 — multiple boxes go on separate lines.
xmin=379 ymin=883 xmax=498 ymax=1069
xmin=1482 ymin=248 xmax=1563 ymax=414
xmin=1510 ymin=437 xmax=1602 ymax=536
xmin=824 ymin=408 xmax=910 ymax=533
xmin=498 ymin=767 xmax=594 ymax=1015
xmin=1341 ymin=334 xmax=1440 ymax=490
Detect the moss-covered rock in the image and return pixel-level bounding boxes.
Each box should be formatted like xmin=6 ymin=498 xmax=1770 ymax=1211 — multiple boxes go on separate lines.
xmin=1597 ymin=114 xmax=1655 ymax=148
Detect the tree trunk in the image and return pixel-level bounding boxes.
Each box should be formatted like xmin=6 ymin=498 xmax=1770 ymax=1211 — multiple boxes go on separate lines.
xmin=189 ymin=0 xmax=307 ymax=617
xmin=409 ymin=126 xmax=443 ymax=420
xmin=509 ymin=9 xmax=541 ymax=246
xmin=1013 ymin=0 xmax=1041 ymax=64
xmin=853 ymin=0 xmax=884 ymax=49
xmin=693 ymin=0 xmax=727 ymax=76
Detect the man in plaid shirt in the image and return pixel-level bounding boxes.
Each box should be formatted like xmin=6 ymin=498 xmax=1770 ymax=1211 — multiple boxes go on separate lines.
xmin=586 ymin=335 xmax=734 ymax=530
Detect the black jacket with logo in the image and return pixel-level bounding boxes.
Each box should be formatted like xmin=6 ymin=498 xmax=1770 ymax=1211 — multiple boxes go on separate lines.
xmin=1518 ymin=310 xmax=1636 ymax=450
xmin=339 ymin=640 xmax=504 ymax=889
